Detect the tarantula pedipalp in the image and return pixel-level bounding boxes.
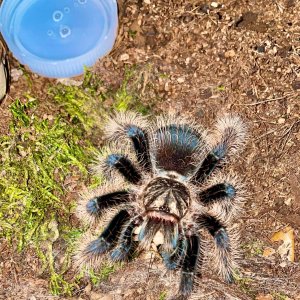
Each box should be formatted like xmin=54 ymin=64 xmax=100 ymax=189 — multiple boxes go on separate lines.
xmin=75 ymin=112 xmax=247 ymax=299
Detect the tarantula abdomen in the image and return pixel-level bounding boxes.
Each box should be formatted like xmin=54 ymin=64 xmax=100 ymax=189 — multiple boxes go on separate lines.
xmin=75 ymin=112 xmax=247 ymax=299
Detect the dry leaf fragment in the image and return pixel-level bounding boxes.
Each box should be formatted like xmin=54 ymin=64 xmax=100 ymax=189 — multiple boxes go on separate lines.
xmin=262 ymin=247 xmax=275 ymax=258
xmin=271 ymin=226 xmax=295 ymax=262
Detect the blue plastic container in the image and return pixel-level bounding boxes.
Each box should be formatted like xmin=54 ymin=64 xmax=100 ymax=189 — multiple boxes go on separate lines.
xmin=0 ymin=0 xmax=118 ymax=78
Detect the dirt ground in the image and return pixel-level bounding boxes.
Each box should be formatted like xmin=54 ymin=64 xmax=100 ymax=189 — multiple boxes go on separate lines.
xmin=1 ymin=0 xmax=300 ymax=299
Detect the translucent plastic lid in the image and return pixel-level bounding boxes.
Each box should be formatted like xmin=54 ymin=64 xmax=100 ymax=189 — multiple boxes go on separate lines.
xmin=0 ymin=0 xmax=118 ymax=78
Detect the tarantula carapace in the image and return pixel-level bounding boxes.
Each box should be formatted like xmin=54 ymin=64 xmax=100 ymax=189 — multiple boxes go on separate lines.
xmin=76 ymin=112 xmax=247 ymax=299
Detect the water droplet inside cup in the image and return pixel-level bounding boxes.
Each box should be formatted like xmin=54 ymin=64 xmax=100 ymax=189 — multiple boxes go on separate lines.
xmin=53 ymin=10 xmax=63 ymax=22
xmin=47 ymin=30 xmax=53 ymax=36
xmin=64 ymin=7 xmax=70 ymax=13
xmin=60 ymin=26 xmax=71 ymax=38
xmin=78 ymin=0 xmax=87 ymax=4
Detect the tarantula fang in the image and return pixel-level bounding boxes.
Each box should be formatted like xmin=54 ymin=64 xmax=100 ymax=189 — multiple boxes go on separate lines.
xmin=75 ymin=112 xmax=247 ymax=299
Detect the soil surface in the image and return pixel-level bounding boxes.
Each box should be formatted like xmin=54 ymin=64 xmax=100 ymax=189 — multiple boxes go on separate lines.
xmin=1 ymin=0 xmax=300 ymax=299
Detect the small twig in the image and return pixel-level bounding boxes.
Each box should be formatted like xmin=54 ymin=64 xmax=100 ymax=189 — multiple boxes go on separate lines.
xmin=141 ymin=69 xmax=149 ymax=96
xmin=237 ymin=96 xmax=287 ymax=106
xmin=146 ymin=252 xmax=154 ymax=281
xmin=279 ymin=119 xmax=300 ymax=152
xmin=254 ymin=129 xmax=277 ymax=141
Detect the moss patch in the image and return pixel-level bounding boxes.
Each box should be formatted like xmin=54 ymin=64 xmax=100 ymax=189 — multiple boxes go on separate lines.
xmin=0 ymin=69 xmax=150 ymax=295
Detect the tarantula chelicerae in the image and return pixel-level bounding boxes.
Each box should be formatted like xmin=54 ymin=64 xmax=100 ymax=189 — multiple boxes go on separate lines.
xmin=76 ymin=112 xmax=247 ymax=299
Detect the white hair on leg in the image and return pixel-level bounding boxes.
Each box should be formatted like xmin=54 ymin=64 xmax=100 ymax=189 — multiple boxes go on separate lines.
xmin=212 ymin=224 xmax=240 ymax=283
xmin=211 ymin=114 xmax=248 ymax=160
xmin=75 ymin=178 xmax=129 ymax=225
xmin=105 ymin=111 xmax=149 ymax=142
xmin=202 ymin=170 xmax=247 ymax=221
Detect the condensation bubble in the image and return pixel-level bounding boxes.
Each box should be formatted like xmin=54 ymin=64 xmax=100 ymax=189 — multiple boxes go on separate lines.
xmin=64 ymin=7 xmax=70 ymax=13
xmin=53 ymin=10 xmax=63 ymax=22
xmin=78 ymin=0 xmax=87 ymax=4
xmin=47 ymin=30 xmax=53 ymax=36
xmin=59 ymin=26 xmax=71 ymax=38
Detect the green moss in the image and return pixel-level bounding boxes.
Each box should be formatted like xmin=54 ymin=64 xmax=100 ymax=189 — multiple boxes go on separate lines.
xmin=112 ymin=67 xmax=152 ymax=114
xmin=0 ymin=95 xmax=95 ymax=294
xmin=48 ymin=71 xmax=106 ymax=133
xmin=241 ymin=240 xmax=264 ymax=257
xmin=0 ymin=98 xmax=93 ymax=245
xmin=89 ymin=262 xmax=122 ymax=285
xmin=159 ymin=291 xmax=167 ymax=300
xmin=272 ymin=292 xmax=289 ymax=300
xmin=0 ymin=69 xmax=152 ymax=296
xmin=128 ymin=29 xmax=137 ymax=38
xmin=216 ymin=85 xmax=225 ymax=92
xmin=233 ymin=272 xmax=255 ymax=298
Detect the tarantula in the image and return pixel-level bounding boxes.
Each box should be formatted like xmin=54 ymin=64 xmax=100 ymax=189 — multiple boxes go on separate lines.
xmin=76 ymin=112 xmax=247 ymax=299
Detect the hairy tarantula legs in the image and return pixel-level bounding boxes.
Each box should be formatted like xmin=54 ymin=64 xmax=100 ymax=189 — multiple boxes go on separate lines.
xmin=76 ymin=180 xmax=133 ymax=225
xmin=197 ymin=172 xmax=246 ymax=220
xmin=124 ymin=125 xmax=151 ymax=172
xmin=86 ymin=190 xmax=131 ymax=218
xmin=171 ymin=234 xmax=202 ymax=300
xmin=84 ymin=209 xmax=131 ymax=256
xmin=160 ymin=234 xmax=187 ymax=270
xmin=160 ymin=232 xmax=202 ymax=299
xmin=111 ymin=216 xmax=142 ymax=262
xmin=105 ymin=112 xmax=152 ymax=172
xmin=197 ymin=215 xmax=235 ymax=283
xmin=104 ymin=154 xmax=142 ymax=184
xmin=197 ymin=183 xmax=236 ymax=205
xmin=192 ymin=115 xmax=246 ymax=183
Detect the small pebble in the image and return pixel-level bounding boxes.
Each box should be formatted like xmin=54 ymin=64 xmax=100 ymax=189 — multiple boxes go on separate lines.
xmin=284 ymin=198 xmax=292 ymax=206
xmin=211 ymin=2 xmax=219 ymax=8
xmin=119 ymin=53 xmax=129 ymax=61
xmin=57 ymin=78 xmax=82 ymax=86
xmin=256 ymin=45 xmax=265 ymax=53
xmin=277 ymin=117 xmax=285 ymax=124
xmin=199 ymin=4 xmax=210 ymax=13
xmin=11 ymin=68 xmax=23 ymax=81
xmin=177 ymin=77 xmax=185 ymax=83
xmin=292 ymin=80 xmax=300 ymax=90
xmin=279 ymin=261 xmax=287 ymax=268
xmin=224 ymin=50 xmax=236 ymax=58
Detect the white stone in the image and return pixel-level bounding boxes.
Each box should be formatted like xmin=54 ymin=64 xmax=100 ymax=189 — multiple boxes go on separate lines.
xmin=177 ymin=77 xmax=185 ymax=83
xmin=119 ymin=53 xmax=129 ymax=61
